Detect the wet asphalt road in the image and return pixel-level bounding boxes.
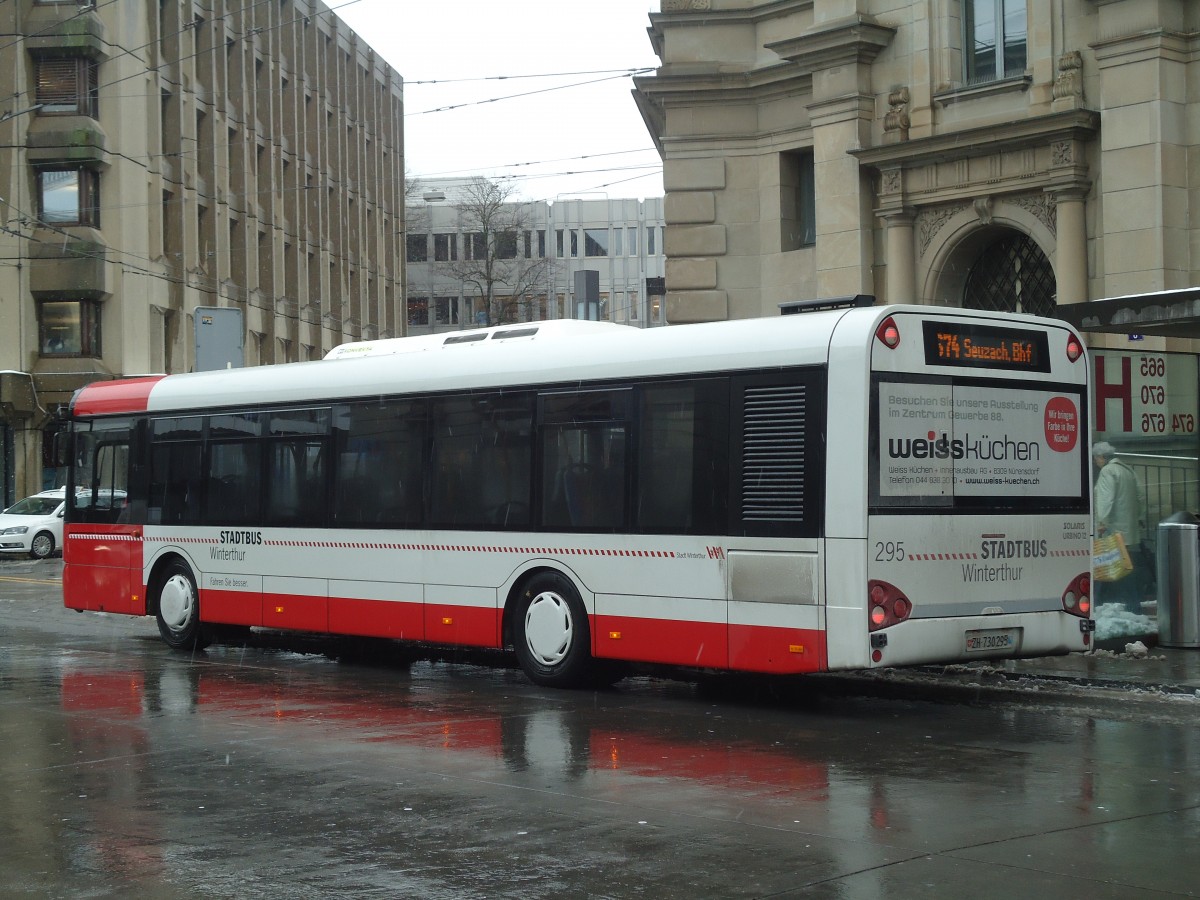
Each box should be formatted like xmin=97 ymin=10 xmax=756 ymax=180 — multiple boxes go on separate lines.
xmin=3 ymin=558 xmax=1200 ymax=899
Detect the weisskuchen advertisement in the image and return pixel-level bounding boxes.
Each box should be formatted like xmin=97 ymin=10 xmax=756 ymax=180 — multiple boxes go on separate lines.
xmin=876 ymin=381 xmax=1085 ymax=503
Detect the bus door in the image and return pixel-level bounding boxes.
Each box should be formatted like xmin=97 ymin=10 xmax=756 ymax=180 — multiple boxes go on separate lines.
xmin=64 ymin=421 xmax=142 ymax=615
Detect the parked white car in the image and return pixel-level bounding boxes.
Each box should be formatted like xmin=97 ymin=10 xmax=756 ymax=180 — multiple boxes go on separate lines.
xmin=0 ymin=488 xmax=68 ymax=559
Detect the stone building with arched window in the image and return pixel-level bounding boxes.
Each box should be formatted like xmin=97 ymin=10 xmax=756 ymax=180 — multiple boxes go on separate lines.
xmin=633 ymin=0 xmax=1191 ymax=328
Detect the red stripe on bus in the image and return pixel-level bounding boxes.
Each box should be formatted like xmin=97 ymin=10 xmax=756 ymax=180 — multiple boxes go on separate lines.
xmin=200 ymin=589 xmax=503 ymax=649
xmin=328 ymin=597 xmax=424 ymax=640
xmin=423 ymin=603 xmax=502 ymax=648
xmin=594 ymin=616 xmax=827 ymax=674
xmin=203 ymin=589 xmax=264 ymax=627
xmin=729 ymin=623 xmax=827 ymax=674
xmin=71 ymin=376 xmax=165 ymax=416
xmin=595 ymin=615 xmax=728 ymax=669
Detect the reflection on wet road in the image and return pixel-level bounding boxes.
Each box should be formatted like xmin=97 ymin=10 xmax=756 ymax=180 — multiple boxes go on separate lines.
xmin=2 ymin=565 xmax=1199 ymax=898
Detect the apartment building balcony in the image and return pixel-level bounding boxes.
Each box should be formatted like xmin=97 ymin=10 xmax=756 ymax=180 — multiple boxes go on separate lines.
xmin=24 ymin=3 xmax=106 ymax=58
xmin=28 ymin=229 xmax=109 ymax=301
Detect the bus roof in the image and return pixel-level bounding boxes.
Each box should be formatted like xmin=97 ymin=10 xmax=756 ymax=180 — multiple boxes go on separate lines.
xmin=69 ymin=305 xmax=1079 ymax=418
xmin=324 ymin=319 xmax=627 ymax=360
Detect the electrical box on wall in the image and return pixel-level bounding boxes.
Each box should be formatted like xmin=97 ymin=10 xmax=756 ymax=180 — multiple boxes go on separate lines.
xmin=194 ymin=307 xmax=245 ymax=372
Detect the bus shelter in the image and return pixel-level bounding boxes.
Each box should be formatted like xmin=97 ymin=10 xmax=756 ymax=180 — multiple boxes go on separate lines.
xmin=1056 ymin=289 xmax=1200 ymax=635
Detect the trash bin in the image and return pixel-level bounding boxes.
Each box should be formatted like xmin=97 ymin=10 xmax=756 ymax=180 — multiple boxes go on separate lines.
xmin=1157 ymin=511 xmax=1200 ymax=648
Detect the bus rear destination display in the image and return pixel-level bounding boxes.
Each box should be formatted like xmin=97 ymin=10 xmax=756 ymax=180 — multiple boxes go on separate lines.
xmin=922 ymin=321 xmax=1051 ymax=373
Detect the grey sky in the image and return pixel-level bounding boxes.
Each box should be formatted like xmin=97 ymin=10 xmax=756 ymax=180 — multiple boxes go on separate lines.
xmin=333 ymin=0 xmax=664 ymax=202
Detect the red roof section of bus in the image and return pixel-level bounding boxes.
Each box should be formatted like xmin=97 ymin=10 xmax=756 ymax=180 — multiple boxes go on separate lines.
xmin=72 ymin=376 xmax=165 ymax=417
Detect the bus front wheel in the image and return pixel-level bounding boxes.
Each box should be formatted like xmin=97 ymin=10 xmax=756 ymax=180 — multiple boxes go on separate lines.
xmin=514 ymin=573 xmax=593 ymax=688
xmin=154 ymin=560 xmax=210 ymax=651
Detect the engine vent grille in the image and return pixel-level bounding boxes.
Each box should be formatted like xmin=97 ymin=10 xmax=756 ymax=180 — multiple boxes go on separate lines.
xmin=741 ymin=384 xmax=807 ymax=523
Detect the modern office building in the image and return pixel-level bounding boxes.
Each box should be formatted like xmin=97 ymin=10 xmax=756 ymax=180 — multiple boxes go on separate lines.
xmin=405 ymin=180 xmax=666 ymax=335
xmin=0 ymin=0 xmax=405 ymax=505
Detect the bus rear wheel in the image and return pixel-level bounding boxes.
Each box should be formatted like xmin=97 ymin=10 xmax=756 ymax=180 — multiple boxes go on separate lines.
xmin=514 ymin=573 xmax=593 ymax=688
xmin=154 ymin=559 xmax=210 ymax=651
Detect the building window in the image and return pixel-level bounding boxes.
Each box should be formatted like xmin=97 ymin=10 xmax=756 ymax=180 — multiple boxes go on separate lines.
xmin=963 ymin=232 xmax=1055 ymax=317
xmin=434 ymin=233 xmax=456 ymax=262
xmin=584 ymin=229 xmax=609 ymax=257
xmin=406 ymin=233 xmax=428 ymax=262
xmin=645 ymin=226 xmax=656 ymax=256
xmin=40 ymin=167 xmax=100 ymax=228
xmin=408 ymin=296 xmax=429 ymax=326
xmin=39 ymin=299 xmax=101 ymax=356
xmin=496 ymin=230 xmax=518 ymax=260
xmin=467 ymin=232 xmax=486 ymax=260
xmin=435 ymin=296 xmax=458 ymax=325
xmin=537 ymin=229 xmax=546 ymax=258
xmin=627 ymin=227 xmax=638 ymax=255
xmin=36 ymin=167 xmax=100 ymax=226
xmin=965 ymin=0 xmax=1026 ymax=83
xmin=570 ymin=230 xmax=579 ymax=257
xmin=556 ymin=229 xmax=564 ymax=258
xmin=780 ymin=150 xmax=815 ymax=250
xmin=613 ymin=228 xmax=623 ymax=257
xmin=35 ymin=56 xmax=98 ymax=117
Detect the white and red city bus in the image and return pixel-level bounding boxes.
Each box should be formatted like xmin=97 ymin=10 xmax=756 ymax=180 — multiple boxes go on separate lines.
xmin=62 ymin=302 xmax=1094 ymax=686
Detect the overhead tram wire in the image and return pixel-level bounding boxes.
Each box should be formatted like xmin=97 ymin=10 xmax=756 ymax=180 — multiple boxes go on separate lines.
xmin=406 ymin=68 xmax=655 ymax=86
xmin=415 ymin=148 xmax=660 ymax=180
xmin=87 ymin=59 xmax=654 ymax=176
xmin=409 ymin=69 xmax=653 ymax=116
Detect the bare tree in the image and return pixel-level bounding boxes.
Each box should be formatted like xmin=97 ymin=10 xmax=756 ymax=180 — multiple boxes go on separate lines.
xmin=444 ymin=178 xmax=550 ymax=327
xmin=404 ymin=166 xmax=421 ymax=203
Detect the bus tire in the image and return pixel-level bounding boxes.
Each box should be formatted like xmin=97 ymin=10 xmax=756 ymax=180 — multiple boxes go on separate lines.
xmin=514 ymin=572 xmax=593 ymax=688
xmin=154 ymin=559 xmax=210 ymax=651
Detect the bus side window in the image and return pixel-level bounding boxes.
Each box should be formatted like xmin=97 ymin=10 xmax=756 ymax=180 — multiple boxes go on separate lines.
xmin=478 ymin=398 xmax=533 ymax=527
xmin=636 ymin=380 xmax=729 ymax=534
xmin=333 ymin=400 xmax=425 ymax=528
xmin=540 ymin=391 xmax=629 ymax=531
xmin=150 ymin=443 xmax=203 ymax=526
xmin=430 ymin=397 xmax=478 ymax=526
xmin=207 ymin=440 xmax=261 ymax=525
xmin=266 ymin=439 xmax=326 ymax=527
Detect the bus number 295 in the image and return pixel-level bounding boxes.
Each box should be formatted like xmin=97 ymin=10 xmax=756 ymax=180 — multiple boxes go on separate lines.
xmin=875 ymin=542 xmax=906 ymax=562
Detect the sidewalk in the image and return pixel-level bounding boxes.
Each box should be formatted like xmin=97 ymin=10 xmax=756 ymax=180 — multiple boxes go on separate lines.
xmin=979 ymin=599 xmax=1200 ymax=695
xmin=997 ymin=643 xmax=1200 ymax=696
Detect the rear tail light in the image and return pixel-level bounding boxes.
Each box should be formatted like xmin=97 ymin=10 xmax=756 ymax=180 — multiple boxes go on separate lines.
xmin=868 ymin=580 xmax=912 ymax=632
xmin=875 ymin=317 xmax=900 ymax=349
xmin=1062 ymin=572 xmax=1092 ymax=618
xmin=1066 ymin=336 xmax=1085 ymax=363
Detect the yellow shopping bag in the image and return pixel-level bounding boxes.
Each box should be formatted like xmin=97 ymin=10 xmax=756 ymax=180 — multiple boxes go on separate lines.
xmin=1093 ymin=532 xmax=1133 ymax=582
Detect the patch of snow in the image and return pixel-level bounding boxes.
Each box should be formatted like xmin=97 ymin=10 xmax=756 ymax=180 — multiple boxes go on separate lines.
xmin=1093 ymin=602 xmax=1156 ymax=641
xmin=1124 ymin=640 xmax=1150 ymax=658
